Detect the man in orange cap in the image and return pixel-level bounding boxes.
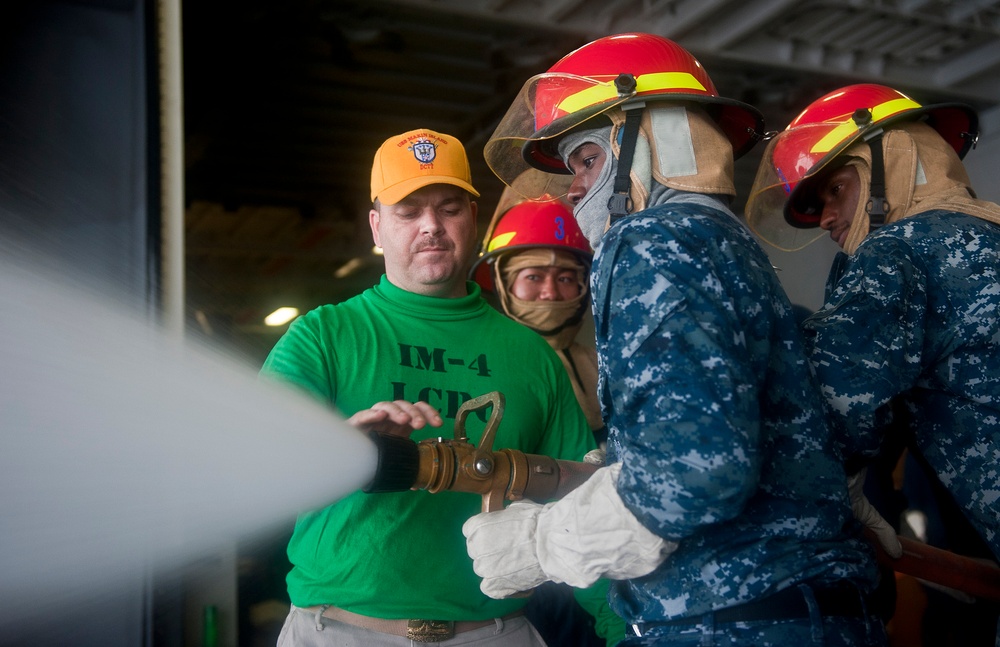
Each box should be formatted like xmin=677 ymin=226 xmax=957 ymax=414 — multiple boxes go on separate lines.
xmin=261 ymin=128 xmax=610 ymax=646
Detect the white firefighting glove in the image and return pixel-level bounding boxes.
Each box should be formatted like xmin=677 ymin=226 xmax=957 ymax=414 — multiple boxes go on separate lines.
xmin=848 ymin=468 xmax=903 ymax=559
xmin=463 ymin=463 xmax=678 ymax=599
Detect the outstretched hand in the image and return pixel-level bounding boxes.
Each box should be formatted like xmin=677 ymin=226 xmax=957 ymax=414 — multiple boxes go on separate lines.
xmin=346 ymin=400 xmax=443 ymax=438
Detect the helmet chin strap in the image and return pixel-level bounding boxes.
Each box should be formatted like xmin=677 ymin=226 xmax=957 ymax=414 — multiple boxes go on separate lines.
xmin=853 ymin=108 xmax=888 ymax=231
xmin=609 ymin=74 xmax=643 ymax=223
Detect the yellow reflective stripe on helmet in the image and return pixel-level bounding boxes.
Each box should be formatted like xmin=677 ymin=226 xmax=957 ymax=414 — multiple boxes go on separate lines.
xmin=557 ymin=72 xmax=707 ymax=114
xmin=810 ymin=97 xmax=922 ymax=154
xmin=487 ymin=231 xmax=517 ymax=252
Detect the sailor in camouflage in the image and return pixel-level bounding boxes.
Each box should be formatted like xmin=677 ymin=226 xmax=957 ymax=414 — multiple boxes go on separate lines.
xmin=463 ymin=34 xmax=886 ymax=646
xmin=748 ymin=84 xmax=1000 ymax=566
xmin=748 ymin=83 xmax=1000 ymax=644
xmin=814 ymin=213 xmax=1000 ymax=556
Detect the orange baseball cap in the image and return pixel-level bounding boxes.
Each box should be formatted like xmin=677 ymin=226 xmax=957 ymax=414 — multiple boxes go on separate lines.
xmin=370 ymin=128 xmax=480 ymax=205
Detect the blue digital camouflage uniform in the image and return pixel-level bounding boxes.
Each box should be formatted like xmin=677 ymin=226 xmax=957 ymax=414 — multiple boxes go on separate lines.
xmin=592 ymin=192 xmax=883 ymax=644
xmin=803 ymin=210 xmax=1000 ymax=561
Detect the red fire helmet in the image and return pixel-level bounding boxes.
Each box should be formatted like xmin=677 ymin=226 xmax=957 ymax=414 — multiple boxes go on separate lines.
xmin=484 ymin=33 xmax=764 ymax=196
xmin=470 ymin=197 xmax=591 ymax=292
xmin=745 ymin=83 xmax=978 ymax=250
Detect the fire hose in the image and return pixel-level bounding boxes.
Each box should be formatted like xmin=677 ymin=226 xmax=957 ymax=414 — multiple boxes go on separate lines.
xmin=363 ymin=391 xmax=1000 ymax=602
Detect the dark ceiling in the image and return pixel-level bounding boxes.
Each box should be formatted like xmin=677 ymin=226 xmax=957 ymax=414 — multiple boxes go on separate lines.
xmin=182 ymin=1 xmax=588 ymax=362
xmin=181 ymin=0 xmax=1000 ymax=364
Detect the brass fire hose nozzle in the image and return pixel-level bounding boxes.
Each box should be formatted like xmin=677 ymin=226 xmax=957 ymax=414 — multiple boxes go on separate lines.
xmin=364 ymin=391 xmax=599 ymax=512
xmin=362 ymin=392 xmax=1000 ymax=603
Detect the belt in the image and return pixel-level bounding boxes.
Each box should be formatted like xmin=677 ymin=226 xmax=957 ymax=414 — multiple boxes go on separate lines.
xmin=631 ymin=583 xmax=866 ymax=636
xmin=305 ymin=604 xmax=524 ymax=643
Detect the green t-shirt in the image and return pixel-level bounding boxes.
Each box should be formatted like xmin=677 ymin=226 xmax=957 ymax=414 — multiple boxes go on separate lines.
xmin=261 ymin=276 xmax=597 ymax=622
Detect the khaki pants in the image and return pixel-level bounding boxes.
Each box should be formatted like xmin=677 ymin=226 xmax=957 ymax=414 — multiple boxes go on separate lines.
xmin=277 ymin=605 xmax=548 ymax=647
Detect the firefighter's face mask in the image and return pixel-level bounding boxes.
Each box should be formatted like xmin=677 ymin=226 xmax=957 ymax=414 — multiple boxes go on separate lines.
xmin=496 ymin=248 xmax=589 ymax=350
xmin=558 ymin=127 xmax=615 ymax=249
xmin=555 ymin=105 xmax=737 ymax=249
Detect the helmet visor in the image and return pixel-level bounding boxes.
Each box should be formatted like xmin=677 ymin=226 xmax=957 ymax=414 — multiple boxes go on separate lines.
xmin=484 ymin=72 xmax=633 ymax=198
xmin=745 ymin=129 xmax=847 ymax=251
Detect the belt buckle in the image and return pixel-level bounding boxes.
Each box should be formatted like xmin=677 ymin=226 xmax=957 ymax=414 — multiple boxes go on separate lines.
xmin=406 ymin=619 xmax=455 ymax=642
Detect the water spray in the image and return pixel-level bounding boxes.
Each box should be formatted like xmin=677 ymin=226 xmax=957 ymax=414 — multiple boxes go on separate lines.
xmin=0 ymin=257 xmax=379 ymax=635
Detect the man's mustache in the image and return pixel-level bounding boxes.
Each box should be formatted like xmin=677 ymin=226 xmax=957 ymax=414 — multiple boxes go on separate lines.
xmin=414 ymin=237 xmax=453 ymax=252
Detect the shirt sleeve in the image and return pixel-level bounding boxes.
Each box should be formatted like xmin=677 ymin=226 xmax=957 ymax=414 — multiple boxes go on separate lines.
xmin=603 ymin=226 xmax=764 ymax=540
xmin=259 ymin=313 xmax=337 ymax=407
xmin=802 ymin=235 xmax=929 ymax=461
xmin=573 ymin=578 xmax=626 ymax=646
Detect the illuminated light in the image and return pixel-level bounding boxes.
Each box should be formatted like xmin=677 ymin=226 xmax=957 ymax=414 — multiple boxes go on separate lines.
xmin=194 ymin=309 xmax=213 ymax=336
xmin=371 ymin=246 xmax=384 ymax=256
xmin=334 ymin=258 xmax=365 ymax=278
xmin=264 ymin=307 xmax=299 ymax=326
